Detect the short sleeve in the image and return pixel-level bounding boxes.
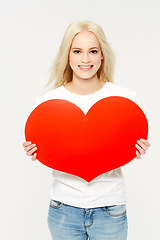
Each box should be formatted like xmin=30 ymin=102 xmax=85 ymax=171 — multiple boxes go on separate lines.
xmin=36 ymin=96 xmax=43 ymax=106
xmin=131 ymin=91 xmax=137 ymax=103
xmin=36 ymin=94 xmax=47 ymax=106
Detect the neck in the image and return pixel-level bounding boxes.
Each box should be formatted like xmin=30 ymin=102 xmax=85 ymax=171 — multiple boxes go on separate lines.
xmin=66 ymin=75 xmax=105 ymax=95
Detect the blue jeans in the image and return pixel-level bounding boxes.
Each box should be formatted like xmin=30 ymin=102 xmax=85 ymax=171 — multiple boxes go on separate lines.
xmin=47 ymin=200 xmax=128 ymax=240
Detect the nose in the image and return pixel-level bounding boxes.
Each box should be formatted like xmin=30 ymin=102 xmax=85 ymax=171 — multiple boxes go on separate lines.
xmin=81 ymin=53 xmax=91 ymax=63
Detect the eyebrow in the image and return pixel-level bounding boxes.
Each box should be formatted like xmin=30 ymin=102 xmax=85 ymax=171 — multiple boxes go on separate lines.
xmin=72 ymin=47 xmax=99 ymax=50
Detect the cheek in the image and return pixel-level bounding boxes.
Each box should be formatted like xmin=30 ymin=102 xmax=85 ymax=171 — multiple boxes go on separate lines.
xmin=94 ymin=58 xmax=102 ymax=70
xmin=69 ymin=52 xmax=77 ymax=65
xmin=93 ymin=54 xmax=103 ymax=64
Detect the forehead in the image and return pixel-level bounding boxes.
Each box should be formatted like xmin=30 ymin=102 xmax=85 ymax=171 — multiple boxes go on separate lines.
xmin=71 ymin=30 xmax=100 ymax=48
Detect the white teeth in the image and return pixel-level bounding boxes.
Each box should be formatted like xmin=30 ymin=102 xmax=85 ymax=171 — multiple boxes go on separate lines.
xmin=79 ymin=65 xmax=93 ymax=69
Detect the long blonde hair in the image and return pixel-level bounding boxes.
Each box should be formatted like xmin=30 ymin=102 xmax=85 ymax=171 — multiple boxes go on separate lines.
xmin=46 ymin=20 xmax=116 ymax=89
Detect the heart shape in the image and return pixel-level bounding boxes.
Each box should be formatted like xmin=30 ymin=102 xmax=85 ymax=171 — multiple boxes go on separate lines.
xmin=25 ymin=97 xmax=148 ymax=182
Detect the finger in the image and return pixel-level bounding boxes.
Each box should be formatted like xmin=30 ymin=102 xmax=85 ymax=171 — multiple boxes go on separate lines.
xmin=24 ymin=144 xmax=36 ymax=152
xmin=26 ymin=147 xmax=37 ymax=156
xmin=135 ymin=144 xmax=146 ymax=155
xmin=136 ymin=151 xmax=141 ymax=159
xmin=31 ymin=153 xmax=37 ymax=161
xmin=23 ymin=141 xmax=31 ymax=147
xmin=137 ymin=140 xmax=148 ymax=151
xmin=140 ymin=139 xmax=151 ymax=147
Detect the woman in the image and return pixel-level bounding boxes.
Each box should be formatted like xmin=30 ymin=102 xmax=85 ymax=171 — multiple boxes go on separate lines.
xmin=23 ymin=20 xmax=150 ymax=240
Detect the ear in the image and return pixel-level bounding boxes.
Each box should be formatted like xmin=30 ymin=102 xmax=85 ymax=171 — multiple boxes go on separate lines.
xmin=101 ymin=53 xmax=104 ymax=60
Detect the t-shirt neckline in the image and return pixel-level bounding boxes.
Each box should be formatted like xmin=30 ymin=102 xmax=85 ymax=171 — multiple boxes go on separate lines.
xmin=62 ymin=81 xmax=108 ymax=97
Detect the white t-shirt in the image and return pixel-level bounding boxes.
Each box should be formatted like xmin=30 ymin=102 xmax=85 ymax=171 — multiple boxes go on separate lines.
xmin=36 ymin=82 xmax=136 ymax=208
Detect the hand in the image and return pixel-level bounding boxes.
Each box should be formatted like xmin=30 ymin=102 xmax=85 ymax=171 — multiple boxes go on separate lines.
xmin=22 ymin=141 xmax=37 ymax=161
xmin=135 ymin=138 xmax=150 ymax=159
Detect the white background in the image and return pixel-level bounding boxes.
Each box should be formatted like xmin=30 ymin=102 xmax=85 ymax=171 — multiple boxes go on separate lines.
xmin=0 ymin=0 xmax=160 ymax=239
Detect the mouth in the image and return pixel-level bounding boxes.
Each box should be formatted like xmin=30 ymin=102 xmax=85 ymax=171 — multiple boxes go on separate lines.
xmin=78 ymin=65 xmax=94 ymax=70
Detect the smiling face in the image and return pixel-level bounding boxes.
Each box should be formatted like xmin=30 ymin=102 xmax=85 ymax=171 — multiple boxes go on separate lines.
xmin=69 ymin=30 xmax=104 ymax=82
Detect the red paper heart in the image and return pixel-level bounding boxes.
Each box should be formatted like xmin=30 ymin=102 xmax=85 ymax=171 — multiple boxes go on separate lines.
xmin=25 ymin=97 xmax=148 ymax=182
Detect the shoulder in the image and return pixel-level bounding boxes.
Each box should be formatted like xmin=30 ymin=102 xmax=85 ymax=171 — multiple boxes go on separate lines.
xmin=107 ymin=82 xmax=137 ymax=102
xmin=36 ymin=86 xmax=63 ymax=105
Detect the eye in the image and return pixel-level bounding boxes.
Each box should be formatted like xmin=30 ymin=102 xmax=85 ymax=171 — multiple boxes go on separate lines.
xmin=90 ymin=50 xmax=98 ymax=54
xmin=73 ymin=50 xmax=81 ymax=54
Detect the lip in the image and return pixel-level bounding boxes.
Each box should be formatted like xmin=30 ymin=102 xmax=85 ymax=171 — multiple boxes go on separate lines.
xmin=78 ymin=65 xmax=94 ymax=71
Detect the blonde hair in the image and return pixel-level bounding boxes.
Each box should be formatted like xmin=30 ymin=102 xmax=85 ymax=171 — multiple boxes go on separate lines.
xmin=47 ymin=20 xmax=116 ymax=89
